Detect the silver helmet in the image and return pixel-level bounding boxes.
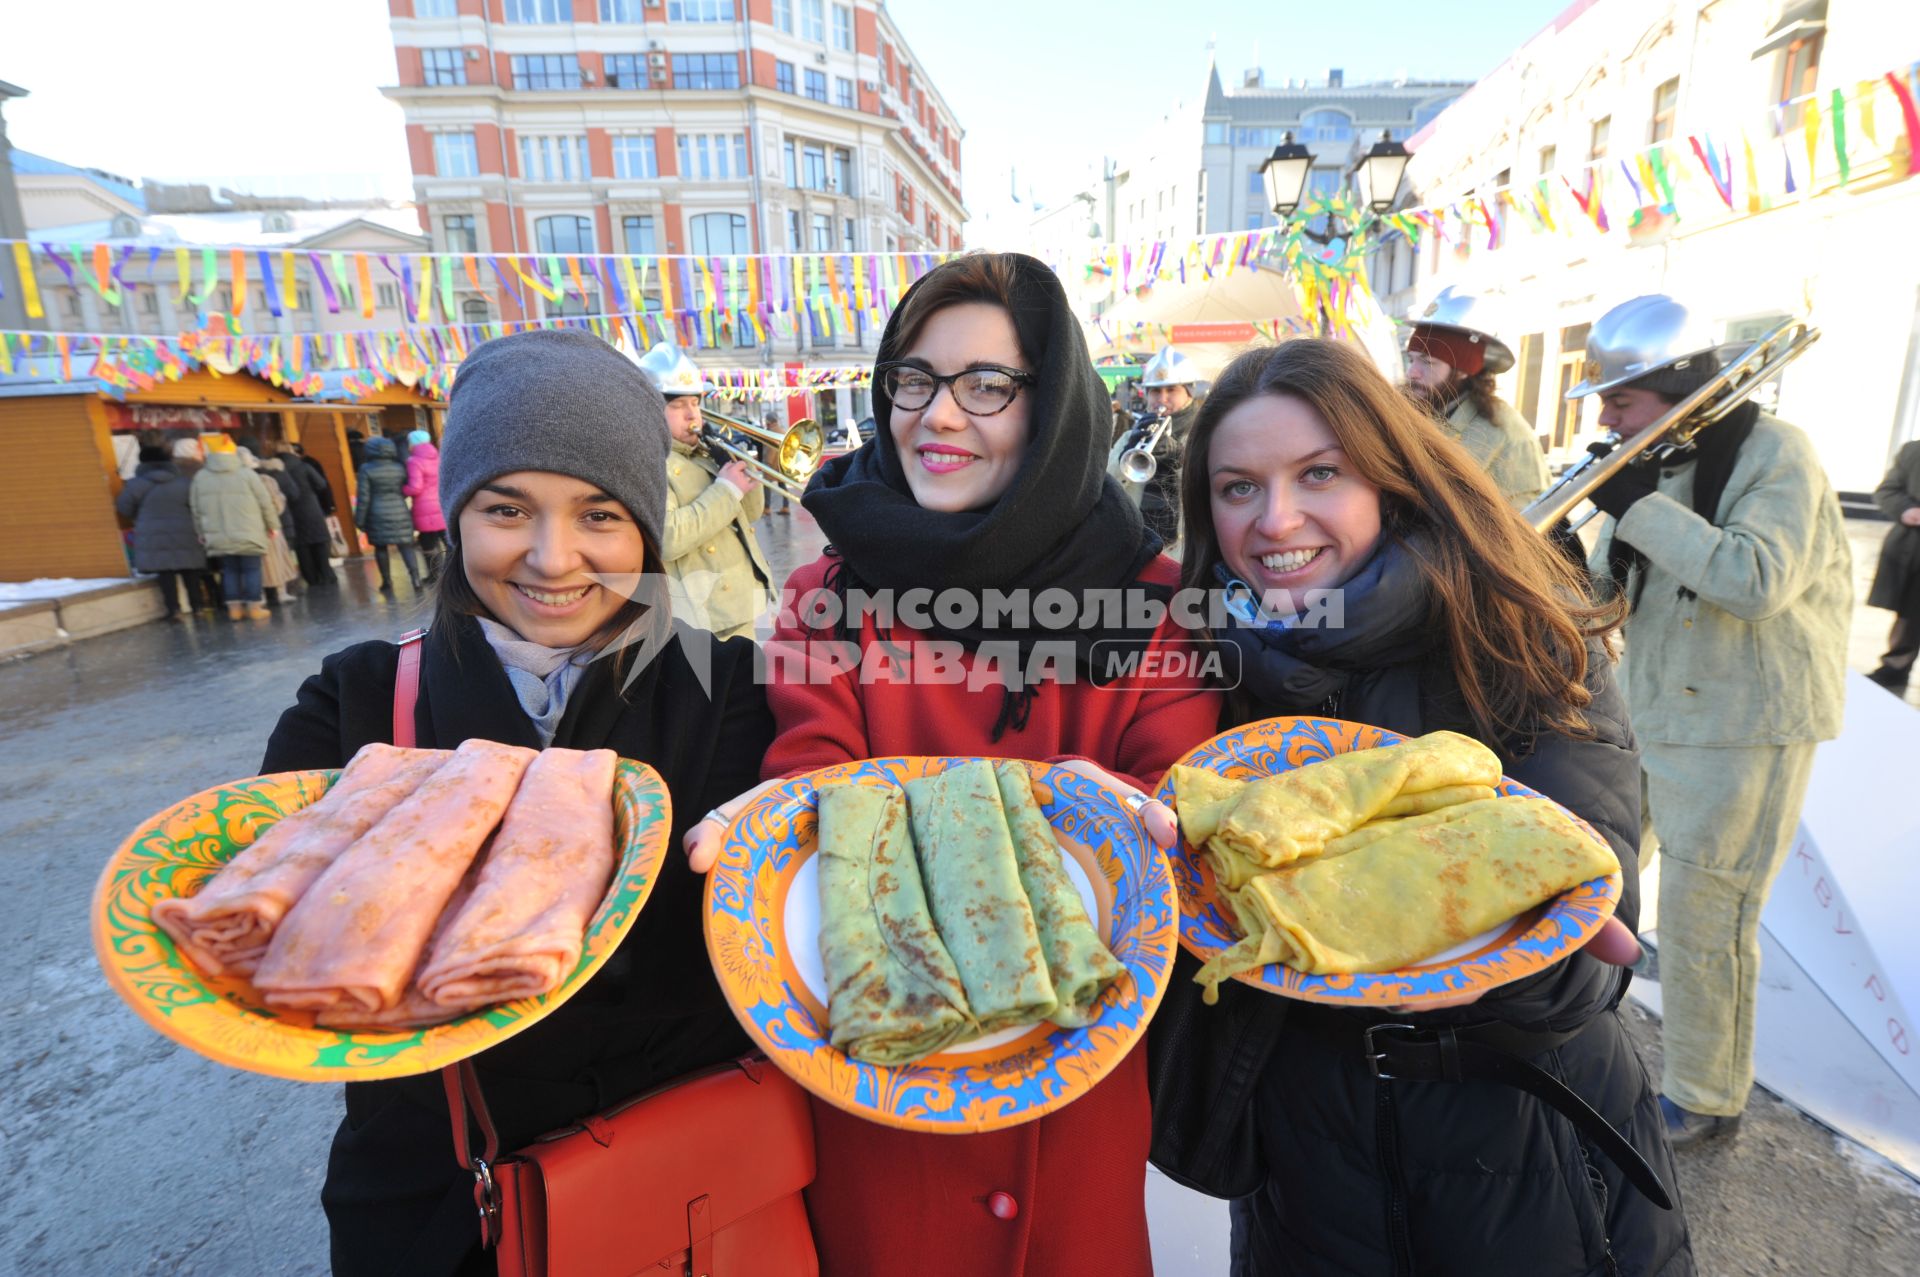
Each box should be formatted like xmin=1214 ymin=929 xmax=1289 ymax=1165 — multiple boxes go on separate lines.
xmin=1408 ymin=286 xmax=1515 ymax=376
xmin=635 ymin=341 xmax=706 ymax=398
xmin=1139 ymin=346 xmax=1204 ymax=389
xmin=1566 ymin=294 xmax=1718 ymax=399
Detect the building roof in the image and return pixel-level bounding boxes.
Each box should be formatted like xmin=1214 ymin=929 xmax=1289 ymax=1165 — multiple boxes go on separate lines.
xmin=1209 ymin=80 xmax=1474 ymax=125
xmin=28 ymin=205 xmax=427 ymax=250
xmin=11 ymin=149 xmax=147 ymax=211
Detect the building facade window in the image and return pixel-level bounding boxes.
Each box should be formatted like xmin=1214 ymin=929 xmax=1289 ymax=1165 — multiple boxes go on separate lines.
xmin=801 ymin=143 xmax=828 ymax=190
xmin=783 ymin=139 xmax=797 ymax=186
xmin=1538 ymin=144 xmax=1556 ymax=175
xmin=535 ymin=215 xmax=595 ymax=255
xmin=834 ymin=76 xmax=855 ymax=109
xmin=688 ymin=211 xmax=750 ymax=256
xmin=801 ymin=0 xmax=825 ymax=42
xmin=811 ymin=213 xmax=833 ymax=251
xmin=376 ymin=283 xmax=401 ymax=310
xmin=1589 ymin=116 xmax=1611 ymax=161
xmin=832 ymin=3 xmax=853 ymax=51
xmin=676 ymin=132 xmax=748 ymax=179
xmin=804 ymin=69 xmax=827 ymax=102
xmin=833 ymin=147 xmax=852 ymax=192
xmin=605 ymin=54 xmax=646 ymax=88
xmin=1205 ymin=121 xmax=1226 ymax=144
xmin=416 ymin=0 xmax=457 ymax=15
xmin=463 ymin=298 xmax=491 ymax=323
xmin=776 ymin=61 xmax=795 ymax=94
xmin=668 ymin=0 xmax=735 ymax=20
xmin=613 ymin=133 xmax=659 ymax=179
xmin=1649 ymin=77 xmax=1680 ymax=144
xmin=1297 ymin=109 xmax=1353 ymax=142
xmin=503 ymin=0 xmax=567 ymax=23
xmin=1414 ymin=97 xmax=1456 ymax=130
xmin=842 ymin=216 xmax=856 ymax=251
xmin=673 ymin=53 xmax=740 ymax=89
xmin=623 ymin=214 xmax=657 ymax=254
xmin=519 ymin=134 xmax=590 ymax=182
xmin=511 ymin=54 xmax=582 ymax=90
xmin=773 ymin=0 xmax=793 ymax=32
xmin=1775 ymin=34 xmax=1823 ymax=107
xmin=600 ymin=0 xmax=646 ymax=20
xmin=786 ymin=209 xmax=803 ymax=250
xmin=443 ymin=214 xmax=478 ymax=253
xmin=421 ymin=49 xmax=466 ymax=87
xmin=433 ymin=131 xmax=480 ymax=178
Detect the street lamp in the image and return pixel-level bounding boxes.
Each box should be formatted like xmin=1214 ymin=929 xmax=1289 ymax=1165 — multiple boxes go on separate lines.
xmin=1258 ymin=133 xmax=1315 ymax=220
xmin=1352 ymin=130 xmax=1412 ymax=216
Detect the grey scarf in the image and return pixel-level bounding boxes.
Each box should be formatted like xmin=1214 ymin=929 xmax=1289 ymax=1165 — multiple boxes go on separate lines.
xmin=477 ymin=618 xmax=589 ymax=747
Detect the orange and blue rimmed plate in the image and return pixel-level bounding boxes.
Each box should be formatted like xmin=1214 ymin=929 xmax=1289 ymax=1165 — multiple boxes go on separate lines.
xmin=704 ymin=756 xmax=1179 ymax=1134
xmin=91 ymin=759 xmax=673 ymax=1082
xmin=1155 ymin=717 xmax=1623 ymax=1009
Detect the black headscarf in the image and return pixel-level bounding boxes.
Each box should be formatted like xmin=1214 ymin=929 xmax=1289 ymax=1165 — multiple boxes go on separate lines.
xmin=801 ymin=253 xmax=1167 ymax=736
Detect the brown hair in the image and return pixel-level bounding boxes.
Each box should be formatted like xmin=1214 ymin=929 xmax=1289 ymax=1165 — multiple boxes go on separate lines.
xmin=884 ymin=253 xmax=1035 ymax=364
xmin=1177 ymin=339 xmax=1622 ymax=745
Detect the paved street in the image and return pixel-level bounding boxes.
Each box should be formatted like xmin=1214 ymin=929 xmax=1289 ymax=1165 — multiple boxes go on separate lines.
xmin=2 ymin=506 xmax=1915 ymax=1274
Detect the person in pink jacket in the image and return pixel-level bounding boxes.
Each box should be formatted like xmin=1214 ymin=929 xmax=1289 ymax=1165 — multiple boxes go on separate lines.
xmin=402 ymin=429 xmax=448 ymax=582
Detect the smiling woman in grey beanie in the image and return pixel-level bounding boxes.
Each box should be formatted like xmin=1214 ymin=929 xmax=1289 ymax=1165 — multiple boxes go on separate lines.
xmin=253 ymin=325 xmax=778 ymax=1274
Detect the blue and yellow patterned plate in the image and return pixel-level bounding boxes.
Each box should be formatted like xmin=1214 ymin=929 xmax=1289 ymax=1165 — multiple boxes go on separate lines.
xmin=705 ymin=756 xmax=1178 ymax=1134
xmin=1155 ymin=717 xmax=1623 ymax=1008
xmin=92 ymin=759 xmax=672 ymax=1082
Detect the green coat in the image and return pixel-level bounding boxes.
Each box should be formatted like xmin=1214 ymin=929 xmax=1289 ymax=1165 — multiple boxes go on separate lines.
xmin=662 ymin=440 xmax=772 ymax=639
xmin=1444 ymin=394 xmax=1550 ymax=508
xmin=189 ymin=453 xmax=280 ymax=557
xmin=1589 ymin=412 xmax=1851 ymax=746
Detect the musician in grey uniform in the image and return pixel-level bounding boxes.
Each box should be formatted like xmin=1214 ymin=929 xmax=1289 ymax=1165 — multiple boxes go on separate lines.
xmin=1404 ymin=286 xmax=1550 ymax=509
xmin=1112 ymin=345 xmax=1204 ymax=545
xmin=1572 ymin=295 xmax=1851 ymax=1147
xmin=636 ymin=342 xmax=773 ymax=641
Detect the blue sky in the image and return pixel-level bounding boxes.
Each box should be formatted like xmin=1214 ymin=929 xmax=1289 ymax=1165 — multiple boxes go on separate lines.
xmin=2 ymin=0 xmax=1567 ymax=239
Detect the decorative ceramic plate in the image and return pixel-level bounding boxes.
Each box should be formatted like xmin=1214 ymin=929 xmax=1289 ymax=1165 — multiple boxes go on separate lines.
xmin=1156 ymin=717 xmax=1622 ymax=1008
xmin=92 ymin=759 xmax=673 ymax=1082
xmin=705 ymin=757 xmax=1178 ymax=1134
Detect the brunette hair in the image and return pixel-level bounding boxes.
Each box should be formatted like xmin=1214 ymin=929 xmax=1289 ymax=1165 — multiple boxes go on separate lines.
xmin=1459 ymin=370 xmax=1502 ymax=421
xmin=885 ymin=253 xmax=1039 ymax=365
xmin=1177 ymin=339 xmax=1622 ymax=745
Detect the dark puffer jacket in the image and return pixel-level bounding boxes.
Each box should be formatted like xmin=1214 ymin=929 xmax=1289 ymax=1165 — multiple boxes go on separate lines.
xmin=353 ymin=437 xmax=415 ymax=546
xmin=1154 ymin=554 xmax=1692 ymax=1277
xmin=269 ymin=455 xmax=331 ymax=545
xmin=115 ymin=461 xmax=207 ymax=572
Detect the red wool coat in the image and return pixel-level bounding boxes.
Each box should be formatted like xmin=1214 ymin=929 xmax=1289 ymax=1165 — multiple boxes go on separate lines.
xmin=764 ymin=552 xmax=1221 ymax=1277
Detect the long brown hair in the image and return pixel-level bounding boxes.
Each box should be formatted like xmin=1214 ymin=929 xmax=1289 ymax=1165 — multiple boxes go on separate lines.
xmin=1177 ymin=339 xmax=1621 ymax=744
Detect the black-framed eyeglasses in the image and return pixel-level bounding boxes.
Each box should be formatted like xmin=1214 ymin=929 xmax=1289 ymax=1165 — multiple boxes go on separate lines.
xmin=876 ymin=362 xmax=1035 ymax=416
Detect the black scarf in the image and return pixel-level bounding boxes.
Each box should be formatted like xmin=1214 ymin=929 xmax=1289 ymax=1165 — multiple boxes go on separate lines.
xmin=1609 ymin=400 xmax=1759 ymax=607
xmin=801 ymin=254 xmax=1166 ymax=735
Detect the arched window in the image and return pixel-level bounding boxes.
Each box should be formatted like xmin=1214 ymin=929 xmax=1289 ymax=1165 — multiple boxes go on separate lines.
xmin=1298 ymin=109 xmax=1353 ymax=143
xmin=535 ymin=215 xmax=595 ymax=255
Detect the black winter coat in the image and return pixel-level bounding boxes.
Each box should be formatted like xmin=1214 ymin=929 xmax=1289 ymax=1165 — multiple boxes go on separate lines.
xmin=1868 ymin=441 xmax=1920 ymax=618
xmin=270 ymin=458 xmax=331 ymax=544
xmin=261 ymin=614 xmax=773 ymax=1277
xmin=301 ymin=455 xmax=337 ymax=514
xmin=116 ymin=462 xmax=208 ymax=572
xmin=1138 ymin=398 xmax=1200 ymax=547
xmin=1157 ymin=625 xmax=1692 ymax=1276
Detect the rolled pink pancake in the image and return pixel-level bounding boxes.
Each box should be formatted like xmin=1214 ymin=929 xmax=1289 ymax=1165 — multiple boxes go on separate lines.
xmin=254 ymin=739 xmax=537 ymax=1016
xmin=315 ymin=869 xmax=479 ymax=1032
xmin=152 ymin=744 xmax=449 ymax=977
xmin=419 ymin=748 xmax=619 ymax=1013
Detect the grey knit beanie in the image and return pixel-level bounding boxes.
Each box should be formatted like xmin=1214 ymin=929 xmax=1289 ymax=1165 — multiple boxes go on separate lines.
xmin=439 ymin=328 xmax=670 ymax=548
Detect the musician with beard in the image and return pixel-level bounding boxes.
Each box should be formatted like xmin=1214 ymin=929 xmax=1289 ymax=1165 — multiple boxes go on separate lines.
xmin=1404 ymin=287 xmax=1550 ymax=509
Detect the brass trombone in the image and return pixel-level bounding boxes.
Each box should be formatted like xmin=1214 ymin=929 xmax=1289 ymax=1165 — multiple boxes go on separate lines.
xmin=698 ymin=408 xmax=827 ymax=502
xmin=1524 ymin=319 xmax=1822 ymax=532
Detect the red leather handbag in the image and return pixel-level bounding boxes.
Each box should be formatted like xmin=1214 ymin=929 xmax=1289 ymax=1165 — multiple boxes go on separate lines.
xmin=392 ymin=631 xmax=819 ymax=1277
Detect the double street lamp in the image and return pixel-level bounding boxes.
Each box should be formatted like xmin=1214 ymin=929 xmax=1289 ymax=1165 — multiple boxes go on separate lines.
xmin=1260 ymin=129 xmax=1412 ymax=243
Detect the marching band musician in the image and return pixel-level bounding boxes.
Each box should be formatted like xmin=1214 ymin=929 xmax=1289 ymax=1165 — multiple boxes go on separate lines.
xmin=1570 ymin=294 xmax=1851 ymax=1147
xmin=1112 ymin=345 xmax=1206 ymax=545
xmin=637 ymin=341 xmax=774 ymax=641
xmin=1404 ymin=286 xmax=1551 ymax=508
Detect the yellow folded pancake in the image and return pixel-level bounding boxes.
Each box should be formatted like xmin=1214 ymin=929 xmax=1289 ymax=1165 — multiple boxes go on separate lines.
xmin=1193 ymin=797 xmax=1618 ymax=999
xmin=1169 ymin=765 xmax=1245 ymax=847
xmin=1376 ymin=783 xmax=1498 ymax=820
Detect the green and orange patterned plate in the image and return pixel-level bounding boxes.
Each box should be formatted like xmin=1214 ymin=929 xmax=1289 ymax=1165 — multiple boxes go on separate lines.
xmin=705 ymin=756 xmax=1179 ymax=1134
xmin=91 ymin=759 xmax=672 ymax=1082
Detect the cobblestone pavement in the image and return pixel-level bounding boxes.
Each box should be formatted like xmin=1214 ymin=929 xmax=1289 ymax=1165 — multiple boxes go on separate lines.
xmin=1 ymin=507 xmax=1912 ymax=1274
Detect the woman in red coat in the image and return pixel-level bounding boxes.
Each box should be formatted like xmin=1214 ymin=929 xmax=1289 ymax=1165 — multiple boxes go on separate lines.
xmin=688 ymin=253 xmax=1219 ymax=1274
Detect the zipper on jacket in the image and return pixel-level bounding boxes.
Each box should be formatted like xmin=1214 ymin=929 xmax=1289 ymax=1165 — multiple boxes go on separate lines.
xmin=1577 ymin=1139 xmax=1619 ymax=1276
xmin=1374 ymin=1080 xmax=1416 ymax=1276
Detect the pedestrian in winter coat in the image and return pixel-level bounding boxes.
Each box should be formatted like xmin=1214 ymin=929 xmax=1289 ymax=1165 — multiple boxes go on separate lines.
xmin=262 ymin=328 xmax=772 ymax=1277
xmin=685 ymin=253 xmax=1222 ymax=1277
xmin=354 ymin=435 xmax=422 ymax=592
xmin=244 ymin=450 xmax=303 ymax=605
xmin=293 ymin=444 xmax=336 ymax=515
xmin=1167 ymin=339 xmax=1691 ymax=1276
xmin=401 ymin=430 xmax=448 ymax=583
xmin=116 ymin=445 xmax=209 ymax=617
xmin=1867 ymin=440 xmax=1920 ymax=694
xmin=269 ymin=444 xmax=335 ymax=586
xmin=190 ymin=438 xmax=281 ymax=620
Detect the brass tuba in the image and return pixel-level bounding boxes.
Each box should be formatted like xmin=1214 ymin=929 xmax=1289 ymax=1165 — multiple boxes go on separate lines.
xmin=698 ymin=408 xmax=827 ymax=502
xmin=1524 ymin=319 xmax=1821 ymax=531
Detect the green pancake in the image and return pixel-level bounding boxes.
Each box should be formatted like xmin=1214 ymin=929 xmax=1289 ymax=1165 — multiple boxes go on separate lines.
xmin=816 ymin=783 xmax=977 ymax=1064
xmin=904 ymin=761 xmax=1060 ymax=1033
xmin=994 ymin=762 xmax=1125 ymax=1028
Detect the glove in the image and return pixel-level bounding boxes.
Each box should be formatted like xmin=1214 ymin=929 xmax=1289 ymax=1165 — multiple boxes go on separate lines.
xmin=1589 ymin=462 xmax=1659 ymax=519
